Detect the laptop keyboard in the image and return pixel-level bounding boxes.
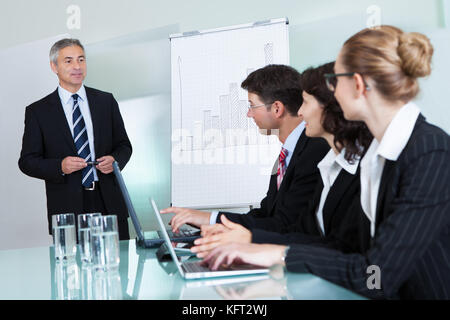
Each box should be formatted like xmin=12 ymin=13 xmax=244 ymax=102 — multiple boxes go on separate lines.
xmin=183 ymin=261 xmax=267 ymax=273
xmin=183 ymin=261 xmax=210 ymax=273
xmin=162 ymin=228 xmax=199 ymax=239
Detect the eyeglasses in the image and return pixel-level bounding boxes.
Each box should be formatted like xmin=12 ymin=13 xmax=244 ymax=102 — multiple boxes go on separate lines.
xmin=324 ymin=73 xmax=370 ymax=92
xmin=248 ymin=102 xmax=273 ymax=110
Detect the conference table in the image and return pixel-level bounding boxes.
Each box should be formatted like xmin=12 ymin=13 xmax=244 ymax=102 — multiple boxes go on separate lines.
xmin=0 ymin=240 xmax=365 ymax=300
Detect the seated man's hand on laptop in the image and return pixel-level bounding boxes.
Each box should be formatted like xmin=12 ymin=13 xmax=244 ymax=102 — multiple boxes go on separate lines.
xmin=191 ymin=215 xmax=252 ymax=258
xmin=160 ymin=207 xmax=211 ymax=232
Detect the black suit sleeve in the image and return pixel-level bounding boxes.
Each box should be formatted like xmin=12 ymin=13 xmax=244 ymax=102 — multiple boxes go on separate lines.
xmin=285 ymin=138 xmax=450 ymax=300
xmin=216 ymin=138 xmax=327 ymax=232
xmin=18 ymin=106 xmax=65 ymax=183
xmin=252 ymin=183 xmax=367 ymax=253
xmin=252 ymin=228 xmax=323 ymax=245
xmin=216 ymin=182 xmax=272 ymax=226
xmin=251 ymin=216 xmax=358 ymax=251
xmin=109 ymin=94 xmax=132 ymax=170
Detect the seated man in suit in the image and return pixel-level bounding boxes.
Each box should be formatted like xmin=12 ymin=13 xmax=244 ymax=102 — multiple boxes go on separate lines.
xmin=18 ymin=38 xmax=132 ymax=240
xmin=162 ymin=64 xmax=330 ymax=234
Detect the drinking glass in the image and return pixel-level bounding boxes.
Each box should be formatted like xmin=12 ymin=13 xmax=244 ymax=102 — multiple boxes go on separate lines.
xmin=77 ymin=213 xmax=101 ymax=263
xmin=90 ymin=215 xmax=120 ymax=271
xmin=52 ymin=213 xmax=77 ymax=260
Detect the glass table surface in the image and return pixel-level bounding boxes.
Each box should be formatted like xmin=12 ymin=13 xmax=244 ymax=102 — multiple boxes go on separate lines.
xmin=0 ymin=240 xmax=366 ymax=300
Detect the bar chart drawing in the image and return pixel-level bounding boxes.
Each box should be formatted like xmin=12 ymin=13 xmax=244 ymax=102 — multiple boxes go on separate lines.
xmin=177 ymin=81 xmax=271 ymax=151
xmin=170 ymin=18 xmax=289 ymax=208
xmin=265 ymin=42 xmax=274 ymax=65
xmin=176 ymin=41 xmax=279 ymax=151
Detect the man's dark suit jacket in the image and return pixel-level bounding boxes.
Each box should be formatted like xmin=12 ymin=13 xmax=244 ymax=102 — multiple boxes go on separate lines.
xmin=285 ymin=115 xmax=450 ymax=300
xmin=251 ymin=166 xmax=371 ymax=254
xmin=216 ymin=131 xmax=330 ymax=232
xmin=18 ymin=86 xmax=132 ymax=233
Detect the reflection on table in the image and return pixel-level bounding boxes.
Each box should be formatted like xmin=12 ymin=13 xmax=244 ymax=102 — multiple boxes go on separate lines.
xmin=0 ymin=240 xmax=365 ymax=300
xmin=53 ymin=259 xmax=122 ymax=300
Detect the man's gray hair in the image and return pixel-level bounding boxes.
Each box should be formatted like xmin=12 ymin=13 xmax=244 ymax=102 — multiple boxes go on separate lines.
xmin=49 ymin=38 xmax=85 ymax=65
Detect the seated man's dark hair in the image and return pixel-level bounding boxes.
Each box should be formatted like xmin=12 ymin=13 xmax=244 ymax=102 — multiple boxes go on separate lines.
xmin=241 ymin=64 xmax=303 ymax=116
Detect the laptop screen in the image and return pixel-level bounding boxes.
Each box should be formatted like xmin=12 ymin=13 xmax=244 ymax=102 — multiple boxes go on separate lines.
xmin=150 ymin=198 xmax=185 ymax=276
xmin=112 ymin=161 xmax=145 ymax=241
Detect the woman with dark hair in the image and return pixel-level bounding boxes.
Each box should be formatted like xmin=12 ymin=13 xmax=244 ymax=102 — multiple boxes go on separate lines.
xmin=300 ymin=62 xmax=372 ymax=164
xmin=191 ymin=61 xmax=373 ymax=256
xmin=201 ymin=26 xmax=450 ymax=300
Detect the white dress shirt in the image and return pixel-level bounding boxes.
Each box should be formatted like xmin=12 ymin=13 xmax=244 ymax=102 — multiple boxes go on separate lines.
xmin=316 ymin=148 xmax=360 ymax=235
xmin=280 ymin=121 xmax=306 ymax=169
xmin=209 ymin=122 xmax=306 ymax=225
xmin=360 ymin=101 xmax=421 ymax=237
xmin=58 ymin=85 xmax=99 ymax=182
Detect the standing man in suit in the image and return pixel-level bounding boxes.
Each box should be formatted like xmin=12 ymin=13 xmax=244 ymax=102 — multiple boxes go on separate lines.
xmin=162 ymin=64 xmax=330 ymax=233
xmin=18 ymin=38 xmax=132 ymax=240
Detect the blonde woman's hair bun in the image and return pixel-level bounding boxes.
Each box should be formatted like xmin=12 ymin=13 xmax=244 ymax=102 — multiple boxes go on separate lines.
xmin=398 ymin=32 xmax=433 ymax=78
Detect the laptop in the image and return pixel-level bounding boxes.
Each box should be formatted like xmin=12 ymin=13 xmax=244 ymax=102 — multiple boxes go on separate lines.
xmin=150 ymin=197 xmax=270 ymax=280
xmin=112 ymin=161 xmax=200 ymax=248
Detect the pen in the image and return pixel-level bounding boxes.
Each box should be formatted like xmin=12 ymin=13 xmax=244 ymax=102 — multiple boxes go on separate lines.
xmin=86 ymin=161 xmax=100 ymax=166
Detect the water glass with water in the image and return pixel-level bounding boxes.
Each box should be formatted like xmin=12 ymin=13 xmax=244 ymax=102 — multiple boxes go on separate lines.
xmin=91 ymin=215 xmax=120 ymax=271
xmin=52 ymin=213 xmax=77 ymax=260
xmin=77 ymin=213 xmax=101 ymax=263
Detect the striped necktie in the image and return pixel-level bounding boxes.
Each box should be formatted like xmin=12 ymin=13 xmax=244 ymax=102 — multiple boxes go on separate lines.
xmin=72 ymin=94 xmax=94 ymax=188
xmin=276 ymin=147 xmax=288 ymax=190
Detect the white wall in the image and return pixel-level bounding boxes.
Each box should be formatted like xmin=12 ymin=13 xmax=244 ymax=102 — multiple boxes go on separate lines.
xmin=445 ymin=0 xmax=450 ymax=27
xmin=0 ymin=0 xmax=442 ymax=52
xmin=0 ymin=35 xmax=69 ymax=250
xmin=416 ymin=29 xmax=450 ymax=132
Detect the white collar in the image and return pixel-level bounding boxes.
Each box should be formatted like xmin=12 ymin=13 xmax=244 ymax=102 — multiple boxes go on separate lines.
xmin=376 ymin=101 xmax=420 ymax=161
xmin=282 ymin=121 xmax=305 ymax=155
xmin=318 ymin=147 xmax=360 ymax=175
xmin=58 ymin=85 xmax=87 ymax=105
